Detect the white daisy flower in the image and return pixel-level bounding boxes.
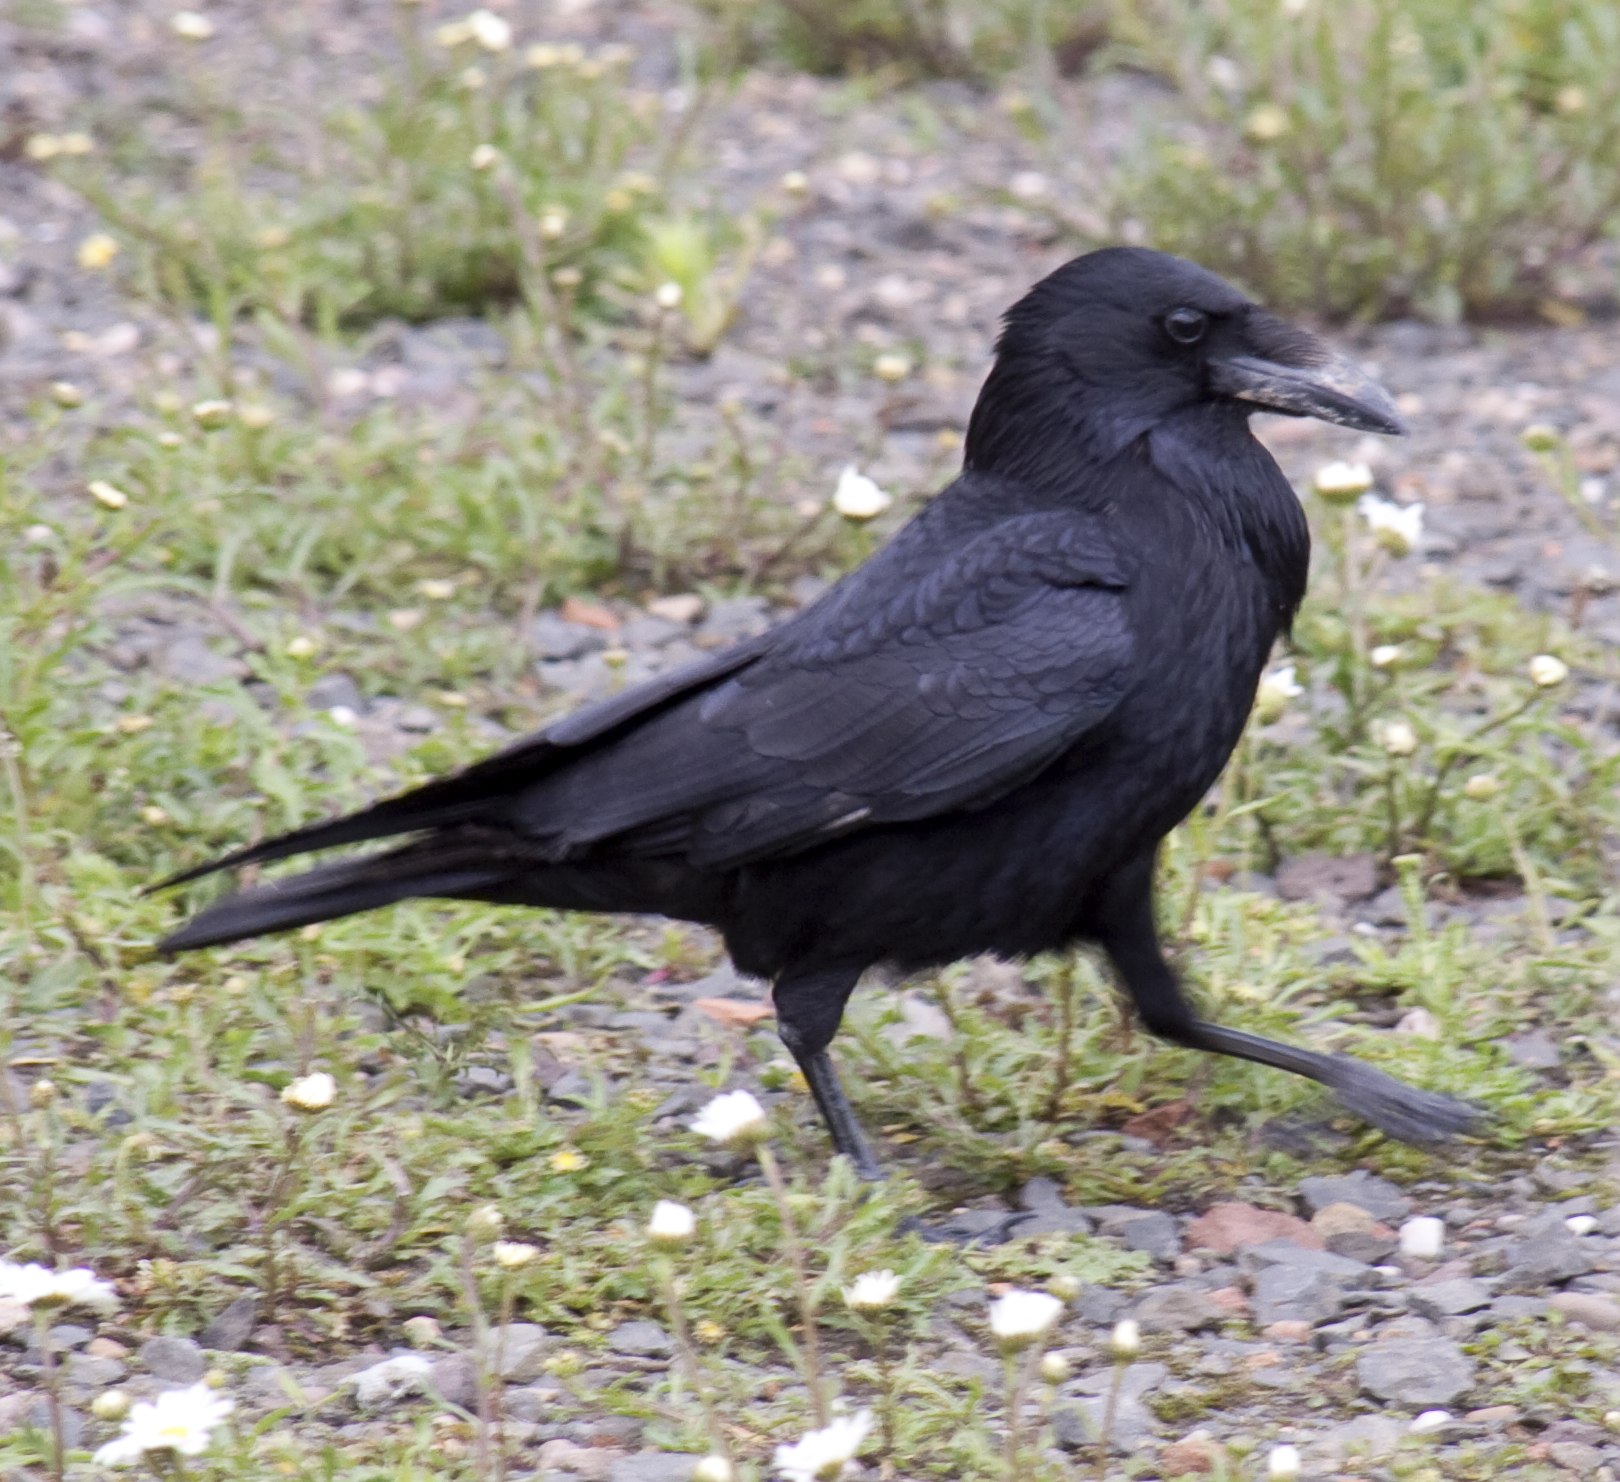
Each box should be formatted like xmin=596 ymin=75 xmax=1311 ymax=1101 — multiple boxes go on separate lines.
xmin=0 ymin=1261 xmax=118 ymax=1311
xmin=842 ymin=1269 xmax=900 ymax=1312
xmin=988 ymin=1289 xmax=1064 ymax=1349
xmin=92 ymin=1382 xmax=234 ymax=1466
xmin=1357 ymin=493 xmax=1423 ymax=556
xmin=690 ymin=1089 xmax=768 ymax=1148
xmin=773 ymin=1409 xmax=872 ymax=1481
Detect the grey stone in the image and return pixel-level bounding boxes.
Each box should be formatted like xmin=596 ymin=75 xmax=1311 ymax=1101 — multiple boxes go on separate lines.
xmin=1053 ymin=1363 xmax=1168 ymax=1452
xmin=1276 ymin=852 xmax=1379 ymax=903
xmin=548 ymin=1069 xmax=594 ymax=1107
xmin=1298 ymin=1171 xmax=1413 ymax=1223
xmin=1308 ymin=1413 xmax=1403 ymax=1468
xmin=606 ymin=1321 xmax=671 ymax=1358
xmin=698 ymin=596 xmax=770 ymax=641
xmin=1239 ymin=1241 xmax=1376 ymax=1281
xmin=934 ymin=1350 xmax=1000 ymax=1383
xmin=1490 ymin=1294 xmax=1550 ymax=1322
xmin=881 ymin=991 xmax=952 ymax=1046
xmin=1077 ymin=1287 xmax=1129 ymax=1326
xmin=1502 ymin=1214 xmax=1596 ymax=1288
xmin=65 ymin=1354 xmax=126 ymax=1386
xmin=1117 ymin=1211 xmax=1180 ymax=1260
xmin=610 ymin=1456 xmax=705 ymax=1482
xmin=1548 ymin=1441 xmax=1603 ymax=1473
xmin=1326 ymin=1227 xmax=1399 ymax=1264
xmin=352 ymin=1354 xmax=433 ymax=1407
xmin=1252 ymin=1265 xmax=1346 ymax=1325
xmin=617 ymin=616 xmax=687 ymax=649
xmin=395 ymin=703 xmax=439 ymax=733
xmin=429 ymin=1352 xmax=478 ymax=1407
xmin=1409 ymin=1279 xmax=1493 ymax=1320
xmin=199 ymin=1294 xmax=261 ymax=1352
xmin=1014 ymin=1177 xmax=1092 ymax=1236
xmin=1362 ymin=886 xmax=1409 ymax=926
xmin=1355 ymin=1337 xmax=1474 ymax=1406
xmin=1133 ymin=1283 xmax=1223 ymax=1332
xmin=455 ymin=1065 xmax=513 ymax=1097
xmin=916 ymin=1208 xmax=1033 ymax=1244
xmin=491 ymin=1323 xmax=554 ymax=1381
xmin=25 ymin=1400 xmax=85 ymax=1447
xmin=1502 ymin=1029 xmax=1562 ymax=1069
xmin=306 ymin=672 xmax=365 ymax=714
xmin=532 ymin=614 xmax=608 ymax=661
xmin=158 ymin=633 xmax=247 ymax=685
xmin=140 ymin=1335 xmax=206 ymax=1384
xmin=243 ymin=1365 xmax=303 ymax=1401
xmin=502 ymin=1386 xmax=554 ymax=1422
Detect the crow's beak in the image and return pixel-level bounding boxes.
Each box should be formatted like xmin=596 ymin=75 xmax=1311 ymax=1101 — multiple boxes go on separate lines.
xmin=1211 ymin=345 xmax=1407 ymax=436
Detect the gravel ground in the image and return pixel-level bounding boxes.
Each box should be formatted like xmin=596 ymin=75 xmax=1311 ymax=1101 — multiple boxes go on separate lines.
xmin=6 ymin=2 xmax=1620 ymax=1477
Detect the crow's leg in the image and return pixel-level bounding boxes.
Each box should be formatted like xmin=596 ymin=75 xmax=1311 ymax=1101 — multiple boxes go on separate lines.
xmin=774 ymin=966 xmax=884 ymax=1182
xmin=1093 ymin=861 xmax=1485 ymax=1143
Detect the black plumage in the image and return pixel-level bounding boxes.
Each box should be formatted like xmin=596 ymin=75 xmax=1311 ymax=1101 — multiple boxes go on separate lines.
xmin=160 ymin=248 xmax=1480 ymax=1176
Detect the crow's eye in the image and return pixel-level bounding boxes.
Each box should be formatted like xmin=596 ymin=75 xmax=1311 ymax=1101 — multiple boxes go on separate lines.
xmin=1164 ymin=307 xmax=1208 ymax=345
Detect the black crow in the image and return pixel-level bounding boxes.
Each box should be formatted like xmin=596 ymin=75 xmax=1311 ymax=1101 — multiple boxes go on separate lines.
xmin=159 ymin=248 xmax=1479 ymax=1178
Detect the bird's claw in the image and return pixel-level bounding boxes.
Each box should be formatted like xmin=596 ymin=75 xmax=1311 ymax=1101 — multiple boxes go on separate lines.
xmin=1328 ymin=1057 xmax=1490 ymax=1144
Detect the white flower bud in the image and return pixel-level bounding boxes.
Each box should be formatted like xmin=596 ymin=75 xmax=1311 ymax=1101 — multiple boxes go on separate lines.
xmin=1109 ymin=1318 xmax=1141 ymax=1359
xmin=988 ymin=1289 xmax=1065 ymax=1351
xmin=1267 ymin=1443 xmax=1301 ymax=1479
xmin=832 ymin=465 xmax=892 ymax=521
xmin=1038 ymin=1350 xmax=1071 ymax=1383
xmin=1529 ymin=654 xmax=1568 ymax=687
xmin=1312 ymin=460 xmax=1374 ymax=503
xmin=1379 ymin=719 xmax=1418 ymax=756
xmin=646 ymin=1200 xmax=697 ymax=1249
xmin=280 ymin=1071 xmax=335 ymax=1110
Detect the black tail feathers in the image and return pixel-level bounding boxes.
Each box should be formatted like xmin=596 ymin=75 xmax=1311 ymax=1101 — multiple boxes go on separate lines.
xmin=158 ymin=842 xmax=513 ymax=953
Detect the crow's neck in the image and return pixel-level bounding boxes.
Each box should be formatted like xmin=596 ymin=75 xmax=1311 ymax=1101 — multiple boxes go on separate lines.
xmin=965 ymin=373 xmax=1309 ymax=630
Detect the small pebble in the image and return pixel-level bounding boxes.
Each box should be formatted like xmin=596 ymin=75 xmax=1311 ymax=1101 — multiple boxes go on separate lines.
xmin=1399 ymin=1217 xmax=1445 ymax=1259
xmin=1566 ymin=1215 xmax=1598 ymax=1235
xmin=1410 ymin=1410 xmax=1451 ymax=1434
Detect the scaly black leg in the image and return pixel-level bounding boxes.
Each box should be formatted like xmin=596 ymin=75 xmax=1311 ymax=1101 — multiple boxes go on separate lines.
xmin=773 ymin=965 xmax=885 ymax=1181
xmin=1092 ymin=856 xmax=1487 ymax=1142
xmin=794 ymin=1045 xmax=885 ymax=1183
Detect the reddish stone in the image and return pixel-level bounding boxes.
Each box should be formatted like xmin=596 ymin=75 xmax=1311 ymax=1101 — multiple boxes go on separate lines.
xmin=1184 ymin=1202 xmax=1326 ymax=1254
xmin=1122 ymin=1099 xmax=1195 ymax=1147
xmin=1160 ymin=1429 xmax=1219 ymax=1474
xmin=693 ymin=997 xmax=775 ymax=1027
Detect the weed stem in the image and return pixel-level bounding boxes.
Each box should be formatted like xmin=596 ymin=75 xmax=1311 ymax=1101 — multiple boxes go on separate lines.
xmin=756 ymin=1143 xmax=828 ymax=1426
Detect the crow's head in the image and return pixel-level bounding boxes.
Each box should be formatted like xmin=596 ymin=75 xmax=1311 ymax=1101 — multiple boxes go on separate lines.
xmin=967 ymin=247 xmax=1403 ymax=473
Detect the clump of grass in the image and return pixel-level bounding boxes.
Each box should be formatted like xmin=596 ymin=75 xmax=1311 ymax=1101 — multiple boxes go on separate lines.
xmin=700 ymin=0 xmax=1109 ymax=79
xmin=1101 ymin=0 xmax=1620 ymax=321
xmin=56 ymin=20 xmax=661 ymax=331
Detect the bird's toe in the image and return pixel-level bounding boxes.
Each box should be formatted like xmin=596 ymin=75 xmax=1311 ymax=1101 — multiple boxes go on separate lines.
xmin=1330 ymin=1059 xmax=1490 ymax=1144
